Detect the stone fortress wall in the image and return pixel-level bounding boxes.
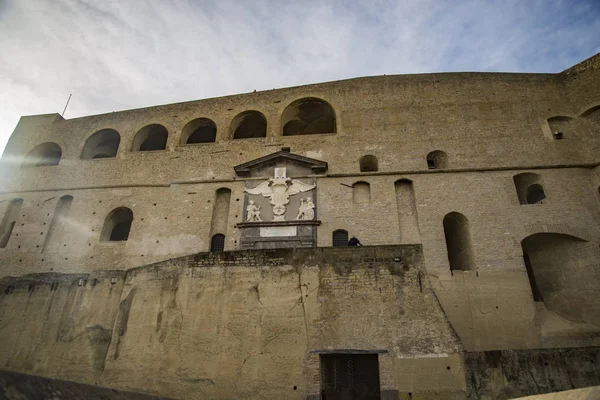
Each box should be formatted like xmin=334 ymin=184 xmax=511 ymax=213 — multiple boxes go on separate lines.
xmin=0 ymin=53 xmax=599 ymax=399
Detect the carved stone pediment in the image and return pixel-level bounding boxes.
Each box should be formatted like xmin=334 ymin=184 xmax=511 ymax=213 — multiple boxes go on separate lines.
xmin=234 ymin=148 xmax=326 ymax=249
xmin=234 ymin=148 xmax=327 ymax=178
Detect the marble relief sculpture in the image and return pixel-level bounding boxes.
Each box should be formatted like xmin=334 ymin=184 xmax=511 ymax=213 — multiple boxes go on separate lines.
xmin=296 ymin=197 xmax=315 ymax=220
xmin=244 ymin=167 xmax=315 ymax=221
xmin=246 ymin=200 xmax=262 ymax=222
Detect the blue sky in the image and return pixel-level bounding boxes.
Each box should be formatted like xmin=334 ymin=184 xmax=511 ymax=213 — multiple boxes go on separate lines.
xmin=0 ymin=0 xmax=598 ymax=153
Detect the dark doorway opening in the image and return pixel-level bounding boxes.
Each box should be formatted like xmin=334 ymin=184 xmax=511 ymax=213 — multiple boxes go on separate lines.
xmin=210 ymin=234 xmax=225 ymax=252
xmin=320 ymin=353 xmax=381 ymax=400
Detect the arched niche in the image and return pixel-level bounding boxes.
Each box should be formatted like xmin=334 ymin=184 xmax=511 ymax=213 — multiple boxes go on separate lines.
xmin=132 ymin=124 xmax=168 ymax=151
xmin=546 ymin=116 xmax=572 ymax=140
xmin=443 ymin=212 xmax=475 ymax=271
xmin=82 ymin=129 xmax=120 ymax=159
xmin=22 ymin=142 xmax=62 ymax=167
xmin=181 ymin=118 xmax=217 ymax=145
xmin=513 ymin=173 xmax=546 ymax=205
xmin=353 ymin=181 xmax=371 ymax=204
xmin=231 ymin=111 xmax=267 ymax=139
xmin=281 ymin=98 xmax=336 ymax=136
xmin=101 ymin=207 xmax=133 ymax=241
xmin=426 ymin=150 xmax=447 ymax=169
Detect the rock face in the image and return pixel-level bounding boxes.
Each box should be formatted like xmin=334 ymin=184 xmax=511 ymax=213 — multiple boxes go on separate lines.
xmin=1 ymin=247 xmax=599 ymax=399
xmin=1 ymin=246 xmax=466 ymax=399
xmin=1 ymin=53 xmax=600 ymax=398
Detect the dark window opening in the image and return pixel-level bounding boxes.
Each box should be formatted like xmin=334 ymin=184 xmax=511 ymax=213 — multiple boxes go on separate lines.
xmin=132 ymin=124 xmax=168 ymax=151
xmin=140 ymin=135 xmax=167 ymax=151
xmin=182 ymin=118 xmax=217 ymax=144
xmin=526 ymin=184 xmax=546 ymax=204
xmin=101 ymin=207 xmax=133 ymax=242
xmin=332 ymin=230 xmax=348 ymax=247
xmin=82 ymin=129 xmax=120 ymax=159
xmin=426 ymin=150 xmax=447 ymax=170
xmin=320 ymin=353 xmax=381 ymax=400
xmin=210 ymin=234 xmax=225 ymax=252
xmin=110 ymin=221 xmax=132 ymax=241
xmin=514 ymin=173 xmax=546 ymax=205
xmin=443 ymin=212 xmax=475 ymax=271
xmin=281 ymin=98 xmax=336 ymax=136
xmin=359 ymin=155 xmax=378 ymax=172
xmin=231 ymin=111 xmax=267 ymax=139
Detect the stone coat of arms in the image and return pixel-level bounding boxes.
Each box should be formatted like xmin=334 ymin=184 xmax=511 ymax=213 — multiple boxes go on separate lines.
xmin=244 ymin=167 xmax=315 ymax=221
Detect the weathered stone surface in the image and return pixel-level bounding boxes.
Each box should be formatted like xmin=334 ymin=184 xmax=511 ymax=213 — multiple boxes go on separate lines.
xmin=1 ymin=246 xmax=470 ymax=399
xmin=0 ymin=53 xmax=599 ymax=398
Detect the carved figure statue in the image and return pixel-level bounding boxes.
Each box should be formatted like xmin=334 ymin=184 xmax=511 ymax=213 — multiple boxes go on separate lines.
xmin=245 ymin=168 xmax=315 ymax=221
xmin=246 ymin=200 xmax=262 ymax=222
xmin=296 ymin=197 xmax=315 ymax=220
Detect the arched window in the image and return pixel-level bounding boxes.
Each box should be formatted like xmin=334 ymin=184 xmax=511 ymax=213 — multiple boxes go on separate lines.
xmin=513 ymin=173 xmax=546 ymax=205
xmin=359 ymin=155 xmax=378 ymax=172
xmin=443 ymin=212 xmax=475 ymax=271
xmin=547 ymin=116 xmax=571 ymax=140
xmin=353 ymin=182 xmax=371 ymax=204
xmin=101 ymin=207 xmax=133 ymax=241
xmin=210 ymin=234 xmax=225 ymax=252
xmin=22 ymin=142 xmax=62 ymax=167
xmin=181 ymin=118 xmax=217 ymax=145
xmin=131 ymin=124 xmax=168 ymax=151
xmin=231 ymin=111 xmax=267 ymax=139
xmin=82 ymin=129 xmax=120 ymax=159
xmin=0 ymin=198 xmax=23 ymax=248
xmin=332 ymin=229 xmax=348 ymax=247
xmin=426 ymin=150 xmax=447 ymax=169
xmin=281 ymin=98 xmax=336 ymax=136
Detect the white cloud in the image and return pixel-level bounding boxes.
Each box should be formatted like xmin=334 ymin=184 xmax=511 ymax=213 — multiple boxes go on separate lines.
xmin=0 ymin=0 xmax=598 ymax=153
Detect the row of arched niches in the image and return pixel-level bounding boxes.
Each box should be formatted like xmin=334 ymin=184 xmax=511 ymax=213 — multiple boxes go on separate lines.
xmin=21 ymin=98 xmax=336 ymax=166
xmin=18 ymin=99 xmax=600 ymax=167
